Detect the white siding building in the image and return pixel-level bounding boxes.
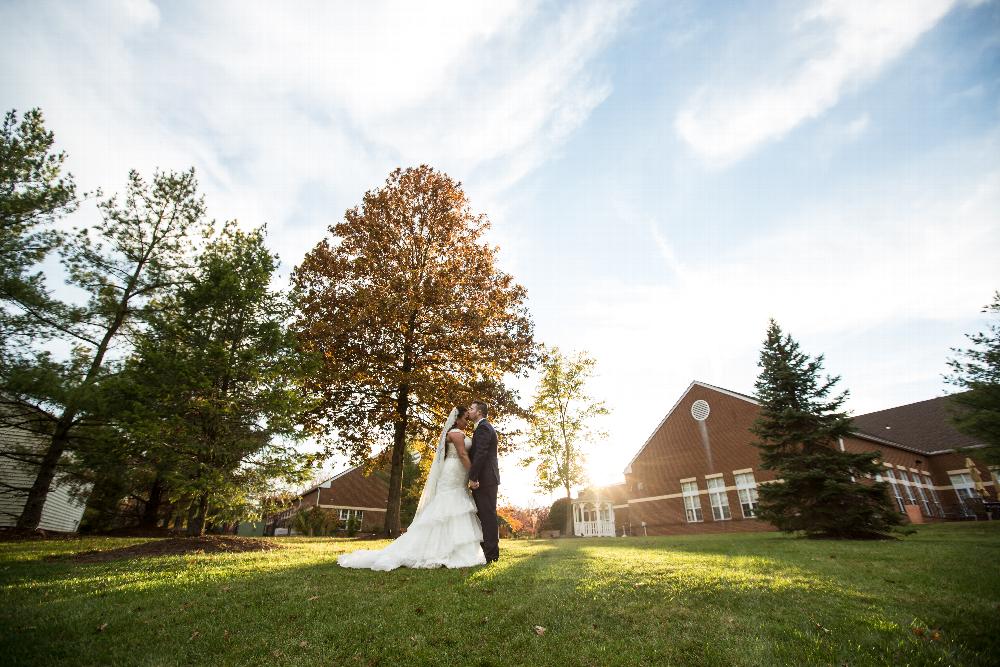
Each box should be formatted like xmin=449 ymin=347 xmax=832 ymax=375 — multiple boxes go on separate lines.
xmin=0 ymin=415 xmax=91 ymax=533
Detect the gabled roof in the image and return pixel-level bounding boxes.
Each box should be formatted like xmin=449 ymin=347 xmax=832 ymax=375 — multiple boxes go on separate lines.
xmin=850 ymin=394 xmax=980 ymax=455
xmin=298 ymin=466 xmax=356 ymax=497
xmin=624 ymin=381 xmax=757 ymax=473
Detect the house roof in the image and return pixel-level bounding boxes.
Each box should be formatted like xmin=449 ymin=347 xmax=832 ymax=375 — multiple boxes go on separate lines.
xmin=299 ymin=467 xmax=354 ymax=497
xmin=850 ymin=394 xmax=980 ymax=455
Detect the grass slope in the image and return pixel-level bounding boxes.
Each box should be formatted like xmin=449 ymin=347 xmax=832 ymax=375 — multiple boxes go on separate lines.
xmin=1 ymin=523 xmax=997 ymax=666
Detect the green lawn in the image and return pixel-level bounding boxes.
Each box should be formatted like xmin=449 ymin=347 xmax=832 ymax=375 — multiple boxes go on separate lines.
xmin=2 ymin=523 xmax=998 ymax=666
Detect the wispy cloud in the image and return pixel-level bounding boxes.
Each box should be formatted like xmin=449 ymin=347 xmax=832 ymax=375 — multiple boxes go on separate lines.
xmin=0 ymin=0 xmax=633 ymax=262
xmin=675 ymin=0 xmax=963 ymax=166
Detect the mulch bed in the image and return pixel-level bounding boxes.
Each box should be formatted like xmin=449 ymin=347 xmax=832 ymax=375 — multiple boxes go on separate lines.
xmin=46 ymin=536 xmax=285 ymax=563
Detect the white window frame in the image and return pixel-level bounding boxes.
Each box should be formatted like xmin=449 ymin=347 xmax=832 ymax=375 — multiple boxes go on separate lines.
xmin=897 ymin=469 xmax=918 ymax=506
xmin=906 ymin=471 xmax=932 ymax=517
xmin=706 ymin=477 xmax=731 ymax=521
xmin=681 ymin=481 xmax=703 ymax=523
xmin=950 ymin=472 xmax=976 ymax=499
xmin=880 ymin=469 xmax=906 ymax=513
xmin=338 ymin=508 xmax=364 ymax=524
xmin=733 ymin=471 xmax=759 ymax=518
xmin=922 ymin=473 xmax=943 ymax=517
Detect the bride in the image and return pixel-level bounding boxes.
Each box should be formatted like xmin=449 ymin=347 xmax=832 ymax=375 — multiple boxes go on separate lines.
xmin=337 ymin=406 xmax=486 ymax=570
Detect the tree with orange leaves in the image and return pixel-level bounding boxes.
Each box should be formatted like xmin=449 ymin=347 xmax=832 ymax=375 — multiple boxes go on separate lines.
xmin=291 ymin=165 xmax=537 ymax=537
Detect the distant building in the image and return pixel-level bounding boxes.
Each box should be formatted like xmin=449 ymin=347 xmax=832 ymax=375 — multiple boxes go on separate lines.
xmin=268 ymin=465 xmax=389 ymax=534
xmin=579 ymin=381 xmax=995 ymax=537
xmin=572 ymin=484 xmax=628 ymax=537
xmin=0 ymin=404 xmax=91 ymax=533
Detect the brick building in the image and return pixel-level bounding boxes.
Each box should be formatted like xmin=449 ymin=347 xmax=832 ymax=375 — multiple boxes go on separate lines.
xmin=269 ymin=465 xmax=388 ymax=535
xmin=578 ymin=381 xmax=996 ymax=537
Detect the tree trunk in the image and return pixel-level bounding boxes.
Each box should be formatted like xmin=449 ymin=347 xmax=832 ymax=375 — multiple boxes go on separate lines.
xmin=564 ymin=484 xmax=573 ymax=537
xmin=15 ymin=415 xmax=73 ymax=530
xmin=139 ymin=472 xmax=165 ymax=529
xmin=186 ymin=492 xmax=209 ymax=536
xmin=16 ymin=251 xmax=147 ymax=531
xmin=383 ymin=383 xmax=410 ymax=538
xmin=185 ymin=498 xmax=199 ymax=532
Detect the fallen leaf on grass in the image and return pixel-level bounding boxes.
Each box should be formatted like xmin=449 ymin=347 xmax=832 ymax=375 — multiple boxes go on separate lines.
xmin=299 ymin=640 xmax=308 ymax=648
xmin=533 ymin=626 xmax=546 ymax=636
xmin=97 ymin=623 xmax=108 ymax=632
xmin=189 ymin=630 xmax=200 ymax=641
xmin=308 ymin=595 xmax=320 ymax=601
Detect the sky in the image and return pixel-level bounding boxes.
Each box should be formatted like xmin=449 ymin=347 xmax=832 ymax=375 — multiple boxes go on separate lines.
xmin=2 ymin=0 xmax=999 ymax=507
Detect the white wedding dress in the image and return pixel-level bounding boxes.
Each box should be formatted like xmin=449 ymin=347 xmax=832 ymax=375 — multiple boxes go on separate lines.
xmin=337 ymin=429 xmax=486 ymax=570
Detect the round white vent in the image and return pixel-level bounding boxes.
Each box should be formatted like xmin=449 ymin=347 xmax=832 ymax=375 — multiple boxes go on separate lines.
xmin=691 ymin=400 xmax=710 ymax=421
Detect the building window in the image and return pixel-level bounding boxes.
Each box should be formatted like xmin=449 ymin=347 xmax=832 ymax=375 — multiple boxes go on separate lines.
xmin=950 ymin=473 xmax=976 ymax=499
xmin=706 ymin=477 xmax=731 ymax=521
xmin=734 ymin=471 xmax=759 ymax=518
xmin=922 ymin=473 xmax=943 ymax=517
xmin=898 ymin=470 xmax=918 ymax=506
xmin=338 ymin=509 xmax=364 ymax=524
xmin=681 ymin=481 xmax=703 ymax=523
xmin=949 ymin=473 xmax=977 ymax=516
xmin=881 ymin=469 xmax=906 ymax=513
xmin=907 ymin=472 xmax=933 ymax=517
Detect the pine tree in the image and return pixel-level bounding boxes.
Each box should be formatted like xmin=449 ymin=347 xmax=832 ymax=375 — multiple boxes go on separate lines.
xmin=750 ymin=319 xmax=901 ymax=538
xmin=120 ymin=222 xmax=318 ymax=536
xmin=946 ymin=290 xmax=1000 ymax=466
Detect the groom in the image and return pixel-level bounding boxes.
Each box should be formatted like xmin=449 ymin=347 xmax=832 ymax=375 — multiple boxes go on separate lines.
xmin=466 ymin=400 xmax=500 ymax=564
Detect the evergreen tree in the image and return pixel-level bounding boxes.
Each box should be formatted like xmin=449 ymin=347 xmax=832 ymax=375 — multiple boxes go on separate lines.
xmin=120 ymin=222 xmax=318 ymax=536
xmin=946 ymin=291 xmax=1000 ymax=466
xmin=0 ymin=107 xmax=80 ymax=356
xmin=750 ymin=319 xmax=900 ymax=538
xmin=6 ymin=168 xmax=206 ymax=531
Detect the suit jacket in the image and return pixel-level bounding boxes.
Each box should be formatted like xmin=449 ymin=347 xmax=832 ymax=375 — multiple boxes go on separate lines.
xmin=468 ymin=419 xmax=500 ymax=486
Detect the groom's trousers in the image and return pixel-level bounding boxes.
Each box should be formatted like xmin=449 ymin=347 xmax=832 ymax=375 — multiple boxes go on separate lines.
xmin=472 ymin=481 xmax=499 ymax=562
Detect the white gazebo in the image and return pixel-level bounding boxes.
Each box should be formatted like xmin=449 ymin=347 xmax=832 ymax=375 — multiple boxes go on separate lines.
xmin=572 ymin=491 xmax=617 ymax=537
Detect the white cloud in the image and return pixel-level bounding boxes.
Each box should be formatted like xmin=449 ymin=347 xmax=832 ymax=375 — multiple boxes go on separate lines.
xmin=675 ymin=0 xmax=962 ymax=166
xmin=0 ymin=0 xmax=633 ymax=269
xmin=844 ymin=112 xmax=870 ymax=139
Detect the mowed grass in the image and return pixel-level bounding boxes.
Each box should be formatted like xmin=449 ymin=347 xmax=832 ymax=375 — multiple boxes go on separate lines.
xmin=1 ymin=523 xmax=998 ymax=666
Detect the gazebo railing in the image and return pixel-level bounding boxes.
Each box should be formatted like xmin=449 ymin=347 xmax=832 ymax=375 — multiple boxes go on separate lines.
xmin=575 ymin=519 xmax=617 ymax=537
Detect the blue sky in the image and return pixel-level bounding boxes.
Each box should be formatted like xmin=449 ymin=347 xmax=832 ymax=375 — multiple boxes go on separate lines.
xmin=2 ymin=0 xmax=998 ymax=506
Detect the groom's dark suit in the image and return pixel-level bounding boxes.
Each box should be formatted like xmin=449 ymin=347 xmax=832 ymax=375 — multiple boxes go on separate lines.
xmin=468 ymin=418 xmax=500 ymax=563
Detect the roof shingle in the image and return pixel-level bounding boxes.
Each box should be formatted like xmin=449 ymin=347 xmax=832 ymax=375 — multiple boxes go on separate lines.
xmin=850 ymin=393 xmax=980 ymax=454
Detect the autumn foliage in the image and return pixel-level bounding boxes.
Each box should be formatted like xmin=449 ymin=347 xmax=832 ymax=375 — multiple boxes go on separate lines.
xmin=291 ymin=165 xmax=537 ymax=536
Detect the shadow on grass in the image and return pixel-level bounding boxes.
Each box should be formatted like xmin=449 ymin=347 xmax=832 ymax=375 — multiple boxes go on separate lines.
xmin=1 ymin=527 xmax=997 ymax=666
